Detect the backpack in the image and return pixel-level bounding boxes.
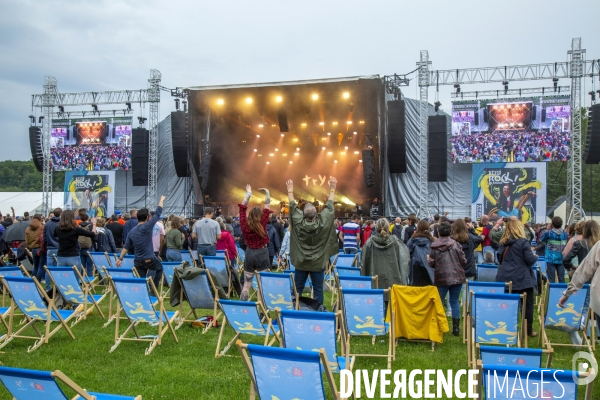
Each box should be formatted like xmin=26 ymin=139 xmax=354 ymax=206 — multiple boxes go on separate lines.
xmin=78 ymin=223 xmax=93 ymax=249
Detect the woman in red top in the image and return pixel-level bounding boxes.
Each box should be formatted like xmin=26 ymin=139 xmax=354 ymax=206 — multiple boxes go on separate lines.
xmin=216 ymin=220 xmax=237 ymax=262
xmin=238 ymin=184 xmax=272 ymax=301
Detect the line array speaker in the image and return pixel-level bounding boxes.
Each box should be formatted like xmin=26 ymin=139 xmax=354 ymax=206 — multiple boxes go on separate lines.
xmin=362 ymin=149 xmax=375 ymax=187
xmin=541 ymin=108 xmax=546 ymax=122
xmin=474 ymin=111 xmax=479 ymax=125
xmin=387 ymin=100 xmax=406 ymax=173
xmin=483 ymin=108 xmax=489 ymax=123
xmin=131 ymin=128 xmax=149 ymax=186
xmin=532 ymin=105 xmax=537 ymax=121
xmin=29 ymin=126 xmax=43 ymax=172
xmin=193 ymin=204 xmax=204 ymax=217
xmin=199 ymin=154 xmax=212 ymax=191
xmin=428 ymin=115 xmax=448 ymax=182
xmin=171 ymin=111 xmax=190 ymax=177
xmin=584 ymin=104 xmax=600 ymax=164
xmin=278 ymin=108 xmax=289 ymax=132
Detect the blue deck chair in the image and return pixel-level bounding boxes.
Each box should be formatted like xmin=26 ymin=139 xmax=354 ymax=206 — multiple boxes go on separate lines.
xmin=256 ymin=272 xmax=298 ymax=311
xmin=539 ymin=282 xmax=595 ymax=352
xmin=174 ymin=268 xmax=222 ymax=333
xmin=215 ymin=299 xmax=279 ymax=358
xmin=335 ymin=266 xmax=362 ymax=277
xmin=161 ymin=262 xmax=180 ymax=288
xmin=88 ymin=251 xmax=112 ymax=279
xmin=277 ymin=309 xmax=355 ymax=373
xmin=476 ymin=264 xmax=499 ymax=282
xmin=216 ymin=250 xmax=227 ymax=258
xmin=181 ymin=250 xmax=195 ymax=267
xmin=462 ymin=281 xmax=512 ymax=343
xmin=101 ymin=267 xmax=142 ymax=328
xmin=334 ymin=254 xmax=357 ymax=268
xmin=476 ymin=362 xmax=595 ymax=400
xmin=332 ymin=275 xmax=378 ymax=309
xmin=0 ymin=366 xmax=142 ymax=400
xmin=467 ymin=292 xmax=525 ymax=369
xmin=109 ymin=276 xmax=178 ymax=355
xmin=0 ymin=276 xmax=78 ymax=352
xmin=0 ymin=266 xmax=28 ymax=307
xmin=203 ymin=256 xmax=232 ymax=298
xmin=477 ymin=345 xmax=553 ymax=369
xmin=44 ymin=265 xmax=106 ymax=324
xmin=237 ymin=342 xmax=340 ymax=400
xmin=340 ymin=288 xmax=395 ymax=368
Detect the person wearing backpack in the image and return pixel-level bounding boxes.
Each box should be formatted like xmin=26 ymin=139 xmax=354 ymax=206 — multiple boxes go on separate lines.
xmin=95 ymin=217 xmax=117 ymax=253
xmin=77 ymin=210 xmax=96 ymax=278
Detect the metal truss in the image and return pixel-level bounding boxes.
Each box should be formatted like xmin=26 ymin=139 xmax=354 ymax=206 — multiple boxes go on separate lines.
xmin=417 ymin=51 xmax=431 ymax=218
xmin=568 ymin=39 xmax=585 ymax=223
xmin=451 ymin=86 xmax=571 ymax=99
xmin=147 ymin=70 xmax=161 ymax=210
xmin=32 ymin=89 xmax=150 ymax=107
xmin=52 ymin=109 xmax=134 ymax=119
xmin=384 ymin=74 xmax=410 ymax=99
xmin=42 ymin=76 xmax=58 ymax=216
xmin=425 ymin=59 xmax=599 ymax=86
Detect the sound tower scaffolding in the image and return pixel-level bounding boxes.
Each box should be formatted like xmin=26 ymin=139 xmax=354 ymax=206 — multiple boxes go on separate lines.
xmin=32 ymin=70 xmax=161 ymax=213
xmin=417 ymin=37 xmax=600 ymax=222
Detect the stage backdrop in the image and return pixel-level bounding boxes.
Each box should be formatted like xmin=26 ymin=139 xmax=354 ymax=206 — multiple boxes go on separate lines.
xmin=471 ymin=162 xmax=547 ymax=224
xmin=64 ymin=171 xmax=115 ymax=218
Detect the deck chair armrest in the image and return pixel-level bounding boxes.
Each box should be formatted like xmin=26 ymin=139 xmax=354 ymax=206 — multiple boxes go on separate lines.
xmin=52 ymin=370 xmax=94 ymax=400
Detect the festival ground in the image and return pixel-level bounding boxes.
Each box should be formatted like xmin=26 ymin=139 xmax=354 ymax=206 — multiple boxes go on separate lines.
xmin=0 ymin=288 xmax=595 ymax=399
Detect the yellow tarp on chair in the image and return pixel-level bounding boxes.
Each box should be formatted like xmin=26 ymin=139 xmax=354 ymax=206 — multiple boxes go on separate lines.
xmin=386 ymin=285 xmax=449 ymax=343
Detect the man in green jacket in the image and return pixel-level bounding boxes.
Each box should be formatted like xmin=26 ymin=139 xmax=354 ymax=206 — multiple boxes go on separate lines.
xmin=286 ymin=176 xmax=338 ymax=305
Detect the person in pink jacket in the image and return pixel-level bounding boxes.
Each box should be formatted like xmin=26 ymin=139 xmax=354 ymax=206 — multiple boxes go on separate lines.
xmin=216 ymin=220 xmax=237 ymax=261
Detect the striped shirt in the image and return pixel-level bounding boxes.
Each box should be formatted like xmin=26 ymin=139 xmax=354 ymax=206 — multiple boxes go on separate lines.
xmin=342 ymin=222 xmax=360 ymax=249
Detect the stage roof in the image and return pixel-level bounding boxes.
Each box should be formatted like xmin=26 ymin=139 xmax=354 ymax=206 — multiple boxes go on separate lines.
xmin=184 ymin=75 xmax=382 ymax=91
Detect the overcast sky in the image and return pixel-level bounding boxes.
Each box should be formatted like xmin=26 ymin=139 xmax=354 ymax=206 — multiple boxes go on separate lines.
xmin=1 ymin=0 xmax=599 ymax=161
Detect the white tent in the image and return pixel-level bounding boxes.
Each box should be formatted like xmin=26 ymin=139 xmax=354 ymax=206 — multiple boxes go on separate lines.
xmin=0 ymin=192 xmax=66 ymax=217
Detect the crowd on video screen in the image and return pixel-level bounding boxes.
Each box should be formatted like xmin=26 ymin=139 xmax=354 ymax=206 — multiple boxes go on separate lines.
xmin=451 ymin=130 xmax=570 ymax=163
xmin=51 ymin=145 xmax=131 ymax=171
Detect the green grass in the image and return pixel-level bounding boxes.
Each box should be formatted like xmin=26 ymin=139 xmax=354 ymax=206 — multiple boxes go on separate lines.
xmin=0 ymin=286 xmax=598 ymax=399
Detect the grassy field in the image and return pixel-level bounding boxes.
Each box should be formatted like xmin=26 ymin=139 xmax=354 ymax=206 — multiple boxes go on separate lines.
xmin=0 ymin=282 xmax=598 ymax=399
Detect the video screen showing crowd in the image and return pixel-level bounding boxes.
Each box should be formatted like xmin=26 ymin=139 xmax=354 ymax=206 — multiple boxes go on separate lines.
xmin=451 ymin=96 xmax=571 ymax=164
xmin=50 ymin=117 xmax=133 ymax=171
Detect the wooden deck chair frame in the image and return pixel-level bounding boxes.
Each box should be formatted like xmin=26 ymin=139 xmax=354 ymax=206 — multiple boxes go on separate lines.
xmin=467 ymin=291 xmax=527 ymax=369
xmin=236 ymin=340 xmax=341 ymax=400
xmin=203 ymin=255 xmax=233 ymax=298
xmin=276 ymin=309 xmax=354 ymax=374
xmin=101 ymin=266 xmax=140 ymax=328
xmin=256 ymin=271 xmax=299 ymax=311
xmin=462 ymin=281 xmax=512 ymax=344
xmin=0 ymin=266 xmax=29 ymax=308
xmin=87 ymin=250 xmax=113 ymax=287
xmin=215 ymin=300 xmax=279 ymax=358
xmin=339 ymin=288 xmax=395 ymax=369
xmin=109 ymin=276 xmax=179 ymax=355
xmin=0 ymin=276 xmax=78 ymax=353
xmin=0 ymin=366 xmax=142 ymax=400
xmin=475 ymin=343 xmax=553 ymax=369
xmin=475 ymin=360 xmax=595 ymax=400
xmin=44 ymin=265 xmax=106 ymax=326
xmin=538 ymin=282 xmax=596 ymax=352
xmin=174 ymin=268 xmax=222 ymax=332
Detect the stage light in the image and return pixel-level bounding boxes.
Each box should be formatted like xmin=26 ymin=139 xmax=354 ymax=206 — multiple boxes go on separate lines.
xmin=343 ymin=92 xmax=349 ymax=99
xmin=294 ymin=152 xmax=299 ymax=156
xmin=333 ymin=121 xmax=338 ymax=125
xmin=217 ymin=99 xmax=224 ymax=105
xmin=321 ymin=137 xmax=326 ymax=141
xmin=276 ymin=96 xmax=283 ymax=103
xmin=359 ymin=121 xmax=365 ymax=124
xmin=275 ymin=148 xmax=278 ymax=151
xmin=269 ymin=153 xmax=274 ymax=156
xmin=353 ymin=131 xmax=357 ymax=135
xmin=266 ymin=161 xmax=270 ymax=164
xmin=246 ymin=97 xmax=253 ymax=104
xmin=345 ymin=146 xmax=348 ymax=150
xmin=312 ymin=94 xmax=319 ymax=101
xmin=256 ymin=134 xmax=260 ymax=138
xmin=354 ymin=151 xmax=359 ymax=154
xmin=254 ymin=149 xmax=257 ymax=152
xmin=359 ymin=159 xmax=362 ymax=163
xmin=434 ymin=101 xmax=441 ymax=112
xmin=319 ymin=122 xmax=324 ymax=126
xmin=327 ymin=151 xmax=332 ymax=155
xmin=259 ymin=124 xmax=264 ymax=128
xmin=281 ymin=134 xmax=285 ymax=137
xmin=272 ymin=124 xmax=276 ymax=127
xmin=289 ymin=161 xmax=293 ymax=164
xmin=347 ymin=121 xmax=352 ymax=125
xmin=334 ymin=160 xmax=338 ymax=163
xmin=341 ymin=152 xmax=346 ymax=155
xmin=322 ymin=147 xmax=326 ymax=150
xmin=282 ymin=153 xmax=287 ymax=156
xmin=589 ymin=91 xmax=596 ymax=102
xmin=327 ymin=132 xmax=331 ymax=136
xmin=301 ymin=123 xmax=307 ymax=127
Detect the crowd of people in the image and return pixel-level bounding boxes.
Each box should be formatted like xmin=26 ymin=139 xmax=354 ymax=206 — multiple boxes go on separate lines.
xmin=451 ymin=130 xmax=571 ymax=163
xmin=1 ymin=180 xmax=599 ymax=344
xmin=51 ymin=144 xmax=132 ymax=171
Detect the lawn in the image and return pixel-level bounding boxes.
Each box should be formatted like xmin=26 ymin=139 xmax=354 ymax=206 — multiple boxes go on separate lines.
xmin=0 ymin=283 xmax=597 ymax=399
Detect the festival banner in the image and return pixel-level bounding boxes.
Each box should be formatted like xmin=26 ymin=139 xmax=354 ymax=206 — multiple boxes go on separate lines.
xmin=471 ymin=162 xmax=547 ymax=224
xmin=63 ymin=171 xmax=115 ymax=218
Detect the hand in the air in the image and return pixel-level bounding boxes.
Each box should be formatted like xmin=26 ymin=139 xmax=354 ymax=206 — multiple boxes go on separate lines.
xmin=246 ymin=184 xmax=252 ymax=193
xmin=258 ymin=188 xmax=269 ymax=193
xmin=286 ymin=180 xmax=293 ymax=192
xmin=328 ymin=176 xmax=337 ymax=189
